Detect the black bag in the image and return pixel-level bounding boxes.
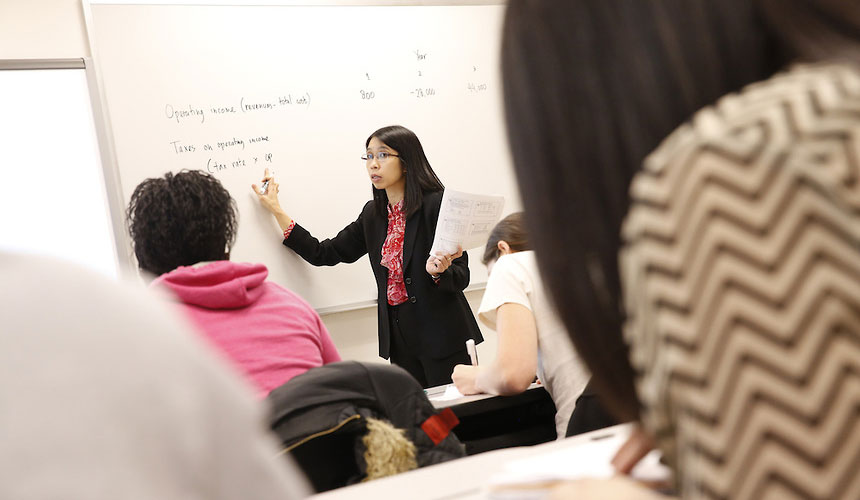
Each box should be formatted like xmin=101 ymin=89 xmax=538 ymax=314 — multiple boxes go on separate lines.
xmin=266 ymin=361 xmax=465 ymax=492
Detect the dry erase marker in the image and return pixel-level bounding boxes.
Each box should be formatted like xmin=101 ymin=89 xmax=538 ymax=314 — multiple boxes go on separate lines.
xmin=466 ymin=338 xmax=478 ymax=366
xmin=259 ymin=171 xmax=274 ymax=194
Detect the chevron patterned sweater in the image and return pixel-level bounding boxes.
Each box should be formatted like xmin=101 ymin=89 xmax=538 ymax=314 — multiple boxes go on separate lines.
xmin=621 ymin=63 xmax=860 ymax=500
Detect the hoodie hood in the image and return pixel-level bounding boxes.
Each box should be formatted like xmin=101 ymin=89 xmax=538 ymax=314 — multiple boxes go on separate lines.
xmin=154 ymin=261 xmax=269 ymax=309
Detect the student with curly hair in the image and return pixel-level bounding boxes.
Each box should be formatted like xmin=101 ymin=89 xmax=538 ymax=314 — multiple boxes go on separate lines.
xmin=127 ymin=169 xmax=340 ymax=398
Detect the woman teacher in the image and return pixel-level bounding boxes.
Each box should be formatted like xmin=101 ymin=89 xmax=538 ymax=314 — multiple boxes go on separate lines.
xmin=253 ymin=125 xmax=482 ymax=388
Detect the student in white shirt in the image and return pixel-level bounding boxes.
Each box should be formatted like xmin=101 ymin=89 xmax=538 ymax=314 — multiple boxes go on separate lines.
xmin=451 ymin=212 xmax=590 ymax=438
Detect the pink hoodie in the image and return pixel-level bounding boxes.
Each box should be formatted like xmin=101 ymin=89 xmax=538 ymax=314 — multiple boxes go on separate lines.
xmin=154 ymin=260 xmax=341 ymax=398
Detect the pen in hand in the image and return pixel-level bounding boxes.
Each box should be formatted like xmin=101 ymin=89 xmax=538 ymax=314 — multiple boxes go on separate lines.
xmin=466 ymin=338 xmax=478 ymax=366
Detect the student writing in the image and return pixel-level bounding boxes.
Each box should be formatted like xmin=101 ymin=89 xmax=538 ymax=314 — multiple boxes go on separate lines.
xmin=451 ymin=212 xmax=590 ymax=439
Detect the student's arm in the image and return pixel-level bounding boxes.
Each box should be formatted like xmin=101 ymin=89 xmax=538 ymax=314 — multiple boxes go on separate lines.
xmin=315 ymin=315 xmax=342 ymax=364
xmin=452 ymin=302 xmax=538 ymax=395
xmin=550 ymin=477 xmax=671 ymax=500
xmin=612 ymin=425 xmax=655 ymax=474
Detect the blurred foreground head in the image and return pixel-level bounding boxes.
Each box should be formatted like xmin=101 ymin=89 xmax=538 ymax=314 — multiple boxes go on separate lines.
xmin=501 ymin=0 xmax=860 ymax=423
xmin=502 ymin=1 xmax=860 ymax=498
xmin=0 ymin=253 xmax=309 ymax=499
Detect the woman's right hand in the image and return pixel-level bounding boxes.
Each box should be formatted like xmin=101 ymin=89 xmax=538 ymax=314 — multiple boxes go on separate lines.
xmin=252 ymin=169 xmax=295 ymax=234
xmin=252 ymin=168 xmax=283 ymax=215
xmin=452 ymin=364 xmax=482 ymax=395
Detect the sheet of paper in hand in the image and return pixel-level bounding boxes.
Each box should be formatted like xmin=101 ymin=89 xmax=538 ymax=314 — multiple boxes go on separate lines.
xmin=430 ymin=189 xmax=505 ymax=256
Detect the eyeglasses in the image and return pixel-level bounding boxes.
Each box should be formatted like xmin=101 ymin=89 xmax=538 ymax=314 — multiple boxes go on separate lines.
xmin=362 ymin=151 xmax=400 ymax=163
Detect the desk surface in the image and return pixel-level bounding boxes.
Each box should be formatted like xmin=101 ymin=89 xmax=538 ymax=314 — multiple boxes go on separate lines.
xmin=312 ymin=423 xmax=635 ymax=500
xmin=426 ymin=382 xmax=545 ymax=411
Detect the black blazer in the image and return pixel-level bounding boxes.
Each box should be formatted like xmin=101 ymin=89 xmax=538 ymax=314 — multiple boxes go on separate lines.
xmin=284 ymin=190 xmax=483 ymax=359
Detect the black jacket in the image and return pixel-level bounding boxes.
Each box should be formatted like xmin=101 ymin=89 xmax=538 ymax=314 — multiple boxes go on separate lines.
xmin=284 ymin=190 xmax=483 ymax=358
xmin=267 ymin=361 xmax=466 ymax=492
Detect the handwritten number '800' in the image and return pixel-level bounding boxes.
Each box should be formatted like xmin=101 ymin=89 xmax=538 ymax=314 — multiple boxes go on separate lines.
xmin=360 ymin=90 xmax=375 ymax=100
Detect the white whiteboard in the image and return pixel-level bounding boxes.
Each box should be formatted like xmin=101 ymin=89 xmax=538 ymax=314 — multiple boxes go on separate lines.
xmin=86 ymin=2 xmax=519 ymax=312
xmin=0 ymin=65 xmax=118 ymax=279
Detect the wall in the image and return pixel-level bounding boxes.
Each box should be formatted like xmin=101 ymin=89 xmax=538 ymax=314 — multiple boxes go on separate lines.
xmin=0 ymin=0 xmax=498 ymax=368
xmin=0 ymin=0 xmax=89 ymax=59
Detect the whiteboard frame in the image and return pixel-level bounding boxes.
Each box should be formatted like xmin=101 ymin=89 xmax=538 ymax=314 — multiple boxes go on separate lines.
xmin=82 ymin=0 xmax=498 ymax=314
xmin=0 ymin=57 xmax=130 ymax=278
xmin=87 ymin=1 xmax=504 ymax=6
xmin=0 ymin=59 xmax=86 ymax=70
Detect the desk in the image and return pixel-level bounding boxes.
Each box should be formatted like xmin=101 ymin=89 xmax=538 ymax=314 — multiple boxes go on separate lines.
xmin=427 ymin=383 xmax=557 ymax=454
xmin=312 ymin=423 xmax=637 ymax=500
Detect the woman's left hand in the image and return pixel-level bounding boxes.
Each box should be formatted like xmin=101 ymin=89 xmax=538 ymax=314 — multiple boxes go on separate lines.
xmin=611 ymin=425 xmax=656 ymax=474
xmin=426 ymin=247 xmax=463 ymax=276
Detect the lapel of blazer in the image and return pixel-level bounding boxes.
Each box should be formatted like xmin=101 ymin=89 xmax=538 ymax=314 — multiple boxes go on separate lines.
xmin=401 ymin=200 xmax=423 ymax=272
xmin=370 ymin=207 xmax=388 ymax=271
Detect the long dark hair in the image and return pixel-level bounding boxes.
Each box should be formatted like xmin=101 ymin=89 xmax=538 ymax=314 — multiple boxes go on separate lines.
xmin=367 ymin=125 xmax=444 ymax=218
xmin=126 ymin=169 xmax=237 ymax=276
xmin=482 ymin=212 xmax=530 ymax=265
xmin=501 ymin=0 xmax=859 ymax=423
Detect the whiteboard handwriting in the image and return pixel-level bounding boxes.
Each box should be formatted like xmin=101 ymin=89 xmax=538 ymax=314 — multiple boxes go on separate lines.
xmin=165 ymin=104 xmax=204 ymax=124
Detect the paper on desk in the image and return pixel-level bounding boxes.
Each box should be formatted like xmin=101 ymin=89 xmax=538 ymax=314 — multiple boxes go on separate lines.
xmin=427 ymin=385 xmax=464 ymax=401
xmin=430 ymin=189 xmax=505 ymax=255
xmin=485 ymin=430 xmax=670 ymax=498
